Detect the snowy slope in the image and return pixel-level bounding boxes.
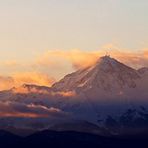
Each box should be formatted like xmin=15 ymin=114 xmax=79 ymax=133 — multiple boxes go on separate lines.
xmin=52 ymin=56 xmax=147 ymax=101
xmin=52 ymin=56 xmax=140 ymax=91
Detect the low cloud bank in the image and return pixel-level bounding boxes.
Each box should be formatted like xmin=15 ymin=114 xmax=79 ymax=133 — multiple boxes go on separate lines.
xmin=0 ymin=101 xmax=67 ymax=118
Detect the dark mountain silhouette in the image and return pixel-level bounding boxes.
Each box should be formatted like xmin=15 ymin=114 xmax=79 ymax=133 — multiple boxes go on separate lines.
xmin=1 ymin=130 xmax=148 ymax=148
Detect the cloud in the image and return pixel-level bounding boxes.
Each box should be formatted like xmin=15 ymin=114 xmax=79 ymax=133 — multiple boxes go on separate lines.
xmin=0 ymin=76 xmax=14 ymax=90
xmin=144 ymin=49 xmax=148 ymax=58
xmin=12 ymin=72 xmax=55 ymax=87
xmin=0 ymin=101 xmax=67 ymax=118
xmin=36 ymin=48 xmax=148 ymax=71
xmin=12 ymin=84 xmax=50 ymax=94
xmin=51 ymin=91 xmax=76 ymax=97
xmin=36 ymin=49 xmax=103 ymax=69
xmin=0 ymin=47 xmax=148 ymax=91
xmin=0 ymin=72 xmax=55 ymax=91
xmin=12 ymin=84 xmax=76 ymax=98
xmin=109 ymin=49 xmax=148 ymax=69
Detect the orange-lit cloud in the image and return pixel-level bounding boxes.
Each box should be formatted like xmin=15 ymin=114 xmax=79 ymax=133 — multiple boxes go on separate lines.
xmin=51 ymin=91 xmax=76 ymax=97
xmin=0 ymin=112 xmax=46 ymax=118
xmin=144 ymin=49 xmax=148 ymax=58
xmin=12 ymin=84 xmax=76 ymax=97
xmin=0 ymin=101 xmax=66 ymax=118
xmin=36 ymin=48 xmax=148 ymax=70
xmin=12 ymin=72 xmax=55 ymax=87
xmin=36 ymin=49 xmax=103 ymax=69
xmin=109 ymin=49 xmax=148 ymax=69
xmin=57 ymin=91 xmax=76 ymax=97
xmin=12 ymin=85 xmax=50 ymax=94
xmin=0 ymin=72 xmax=55 ymax=91
xmin=0 ymin=76 xmax=14 ymax=90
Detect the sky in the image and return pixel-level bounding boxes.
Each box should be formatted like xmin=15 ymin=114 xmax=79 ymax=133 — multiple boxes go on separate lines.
xmin=0 ymin=0 xmax=148 ymax=89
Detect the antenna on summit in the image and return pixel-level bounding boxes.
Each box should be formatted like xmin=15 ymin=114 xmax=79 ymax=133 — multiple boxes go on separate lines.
xmin=105 ymin=50 xmax=110 ymax=57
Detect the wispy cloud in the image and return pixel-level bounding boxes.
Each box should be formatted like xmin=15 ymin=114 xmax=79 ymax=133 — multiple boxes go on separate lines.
xmin=12 ymin=72 xmax=55 ymax=87
xmin=36 ymin=48 xmax=148 ymax=70
xmin=0 ymin=72 xmax=55 ymax=91
xmin=0 ymin=101 xmax=67 ymax=118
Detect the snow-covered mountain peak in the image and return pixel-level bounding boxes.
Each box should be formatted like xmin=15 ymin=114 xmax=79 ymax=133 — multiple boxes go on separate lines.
xmin=52 ymin=56 xmax=140 ymax=93
xmin=97 ymin=55 xmax=115 ymax=63
xmin=95 ymin=55 xmax=136 ymax=73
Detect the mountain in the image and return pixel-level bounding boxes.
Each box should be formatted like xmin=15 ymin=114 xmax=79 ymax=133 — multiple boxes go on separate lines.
xmin=0 ymin=56 xmax=148 ymax=135
xmin=53 ymin=56 xmax=140 ymax=92
xmin=51 ymin=56 xmax=148 ymax=131
xmin=0 ymin=130 xmax=21 ymax=147
xmin=52 ymin=55 xmax=148 ymax=102
xmin=20 ymin=130 xmax=148 ymax=148
xmin=1 ymin=130 xmax=148 ymax=148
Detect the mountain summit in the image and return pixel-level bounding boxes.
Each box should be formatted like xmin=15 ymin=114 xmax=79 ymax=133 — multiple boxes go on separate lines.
xmin=52 ymin=56 xmax=140 ymax=97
